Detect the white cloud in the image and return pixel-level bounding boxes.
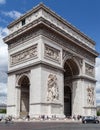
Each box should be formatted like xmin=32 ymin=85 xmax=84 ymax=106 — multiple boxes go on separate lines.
xmin=0 ymin=83 xmax=7 ymax=104
xmin=96 ymin=58 xmax=100 ymax=82
xmin=0 ymin=27 xmax=9 ymax=37
xmin=96 ymin=57 xmax=100 ymax=106
xmin=0 ymin=83 xmax=7 ymax=95
xmin=0 ymin=27 xmax=8 ymax=72
xmin=0 ymin=0 xmax=6 ymax=4
xmin=2 ymin=10 xmax=22 ymax=19
xmin=0 ymin=27 xmax=8 ymax=104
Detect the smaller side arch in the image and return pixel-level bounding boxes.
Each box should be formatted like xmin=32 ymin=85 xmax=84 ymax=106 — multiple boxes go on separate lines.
xmin=17 ymin=73 xmax=30 ymax=117
xmin=16 ymin=73 xmax=30 ymax=87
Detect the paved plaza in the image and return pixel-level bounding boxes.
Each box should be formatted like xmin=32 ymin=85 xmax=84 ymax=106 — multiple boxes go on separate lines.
xmin=0 ymin=121 xmax=100 ymax=130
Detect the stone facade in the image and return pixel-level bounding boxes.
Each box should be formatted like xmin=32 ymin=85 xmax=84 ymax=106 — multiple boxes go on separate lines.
xmin=4 ymin=4 xmax=98 ymax=118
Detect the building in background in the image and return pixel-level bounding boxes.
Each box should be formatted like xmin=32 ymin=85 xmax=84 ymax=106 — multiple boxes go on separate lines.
xmin=4 ymin=4 xmax=99 ymax=118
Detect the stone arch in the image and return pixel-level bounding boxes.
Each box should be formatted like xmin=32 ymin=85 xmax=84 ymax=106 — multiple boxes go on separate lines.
xmin=17 ymin=73 xmax=30 ymax=86
xmin=63 ymin=56 xmax=81 ymax=75
xmin=64 ymin=58 xmax=80 ymax=77
xmin=64 ymin=58 xmax=80 ymax=117
xmin=17 ymin=74 xmax=30 ymax=116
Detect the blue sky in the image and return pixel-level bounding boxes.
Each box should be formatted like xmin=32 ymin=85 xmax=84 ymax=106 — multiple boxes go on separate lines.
xmin=0 ymin=0 xmax=100 ymax=105
xmin=0 ymin=0 xmax=100 ymax=52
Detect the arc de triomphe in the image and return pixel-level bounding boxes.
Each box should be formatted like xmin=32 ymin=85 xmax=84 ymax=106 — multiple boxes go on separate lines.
xmin=4 ymin=4 xmax=99 ymax=118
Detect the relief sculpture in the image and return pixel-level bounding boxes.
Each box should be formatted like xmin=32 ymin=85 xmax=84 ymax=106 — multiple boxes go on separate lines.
xmin=45 ymin=44 xmax=60 ymax=63
xmin=11 ymin=45 xmax=37 ymax=65
xmin=47 ymin=74 xmax=59 ymax=101
xmin=87 ymin=86 xmax=94 ymax=106
xmin=85 ymin=63 xmax=94 ymax=77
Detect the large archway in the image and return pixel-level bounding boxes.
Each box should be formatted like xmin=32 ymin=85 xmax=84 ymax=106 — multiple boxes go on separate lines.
xmin=18 ymin=75 xmax=30 ymax=116
xmin=64 ymin=59 xmax=79 ymax=117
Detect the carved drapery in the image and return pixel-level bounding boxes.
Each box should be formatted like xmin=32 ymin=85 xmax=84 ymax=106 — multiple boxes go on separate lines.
xmin=47 ymin=74 xmax=59 ymax=101
xmin=44 ymin=44 xmax=60 ymax=64
xmin=10 ymin=44 xmax=37 ymax=65
xmin=87 ymin=86 xmax=94 ymax=106
xmin=85 ymin=63 xmax=94 ymax=77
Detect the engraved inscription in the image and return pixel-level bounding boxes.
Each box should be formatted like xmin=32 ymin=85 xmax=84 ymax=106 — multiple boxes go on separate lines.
xmin=10 ymin=45 xmax=37 ymax=65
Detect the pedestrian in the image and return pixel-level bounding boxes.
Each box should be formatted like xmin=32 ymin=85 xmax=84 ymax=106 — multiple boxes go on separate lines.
xmin=26 ymin=115 xmax=30 ymax=121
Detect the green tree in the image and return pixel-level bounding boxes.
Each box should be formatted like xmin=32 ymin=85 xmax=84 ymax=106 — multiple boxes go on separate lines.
xmin=97 ymin=111 xmax=100 ymax=116
xmin=0 ymin=109 xmax=6 ymax=113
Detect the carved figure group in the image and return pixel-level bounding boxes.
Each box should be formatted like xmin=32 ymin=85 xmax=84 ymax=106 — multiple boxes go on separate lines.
xmin=47 ymin=74 xmax=59 ymax=101
xmin=87 ymin=86 xmax=94 ymax=106
xmin=85 ymin=63 xmax=94 ymax=77
xmin=11 ymin=46 xmax=37 ymax=65
xmin=45 ymin=45 xmax=60 ymax=62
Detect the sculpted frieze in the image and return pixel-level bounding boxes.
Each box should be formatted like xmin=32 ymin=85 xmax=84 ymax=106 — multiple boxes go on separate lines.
xmin=42 ymin=29 xmax=95 ymax=64
xmin=47 ymin=74 xmax=59 ymax=101
xmin=44 ymin=44 xmax=60 ymax=64
xmin=85 ymin=63 xmax=94 ymax=77
xmin=10 ymin=45 xmax=37 ymax=65
xmin=6 ymin=18 xmax=96 ymax=64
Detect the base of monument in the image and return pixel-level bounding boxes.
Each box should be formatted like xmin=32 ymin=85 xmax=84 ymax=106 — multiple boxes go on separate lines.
xmin=29 ymin=114 xmax=66 ymax=119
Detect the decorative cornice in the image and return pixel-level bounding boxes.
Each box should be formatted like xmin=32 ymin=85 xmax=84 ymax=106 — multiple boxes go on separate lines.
xmin=7 ymin=105 xmax=16 ymax=107
xmin=83 ymin=107 xmax=96 ymax=109
xmin=8 ymin=61 xmax=64 ymax=75
xmin=4 ymin=17 xmax=43 ymax=43
xmin=7 ymin=3 xmax=44 ymax=28
xmin=64 ymin=75 xmax=96 ymax=83
xmin=4 ymin=17 xmax=99 ymax=58
xmin=7 ymin=3 xmax=95 ymax=46
xmin=75 ymin=75 xmax=96 ymax=83
xmin=30 ymin=102 xmax=63 ymax=106
xmin=40 ymin=19 xmax=98 ymax=57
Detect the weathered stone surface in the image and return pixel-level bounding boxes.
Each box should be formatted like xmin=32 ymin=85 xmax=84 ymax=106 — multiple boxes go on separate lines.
xmin=4 ymin=4 xmax=98 ymax=118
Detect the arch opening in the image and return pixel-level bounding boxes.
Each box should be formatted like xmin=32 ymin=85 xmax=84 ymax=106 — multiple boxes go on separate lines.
xmin=64 ymin=59 xmax=79 ymax=117
xmin=18 ymin=75 xmax=30 ymax=116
